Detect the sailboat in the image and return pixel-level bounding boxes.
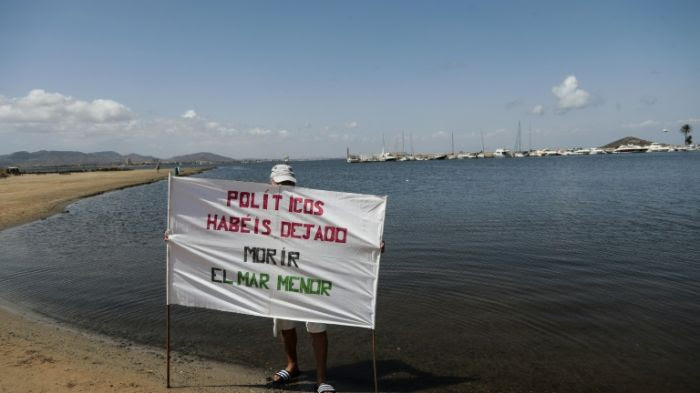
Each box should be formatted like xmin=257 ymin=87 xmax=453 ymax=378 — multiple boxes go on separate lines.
xmin=399 ymin=132 xmax=410 ymax=161
xmin=477 ymin=132 xmax=486 ymax=158
xmin=513 ymin=121 xmax=526 ymax=157
xmin=379 ymin=134 xmax=397 ymax=161
xmin=346 ymin=147 xmax=360 ymax=163
xmin=447 ymin=132 xmax=457 ymax=159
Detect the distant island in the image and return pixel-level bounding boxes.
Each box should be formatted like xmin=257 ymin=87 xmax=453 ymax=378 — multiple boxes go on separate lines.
xmin=601 ymin=136 xmax=654 ymax=149
xmin=0 ymin=150 xmax=236 ymax=168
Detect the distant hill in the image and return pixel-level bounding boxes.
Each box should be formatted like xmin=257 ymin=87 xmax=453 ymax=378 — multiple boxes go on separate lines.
xmin=601 ymin=136 xmax=653 ymax=149
xmin=167 ymin=152 xmax=235 ymax=163
xmin=0 ymin=150 xmax=234 ymax=168
xmin=0 ymin=150 xmax=125 ymax=167
xmin=124 ymin=153 xmax=161 ymax=163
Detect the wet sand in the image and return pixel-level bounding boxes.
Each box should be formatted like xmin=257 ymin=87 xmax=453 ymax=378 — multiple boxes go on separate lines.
xmin=0 ymin=306 xmax=272 ymax=393
xmin=0 ymin=168 xmax=292 ymax=393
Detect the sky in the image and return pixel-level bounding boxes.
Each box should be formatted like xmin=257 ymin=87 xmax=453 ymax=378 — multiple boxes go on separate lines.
xmin=1 ymin=0 xmax=699 ymax=159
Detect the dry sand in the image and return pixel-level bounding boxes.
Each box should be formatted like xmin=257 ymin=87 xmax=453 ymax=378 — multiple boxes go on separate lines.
xmin=0 ymin=168 xmax=204 ymax=231
xmin=0 ymin=169 xmax=295 ymax=393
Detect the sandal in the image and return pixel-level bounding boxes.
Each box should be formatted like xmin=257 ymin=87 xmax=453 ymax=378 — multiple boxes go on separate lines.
xmin=315 ymin=383 xmax=336 ymax=393
xmin=270 ymin=368 xmax=300 ymax=385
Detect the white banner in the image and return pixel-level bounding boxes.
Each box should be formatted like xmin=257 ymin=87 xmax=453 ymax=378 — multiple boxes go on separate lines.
xmin=166 ymin=175 xmax=387 ymax=329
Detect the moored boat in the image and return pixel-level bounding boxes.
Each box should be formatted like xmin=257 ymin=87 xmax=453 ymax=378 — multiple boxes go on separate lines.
xmin=646 ymin=143 xmax=671 ymax=153
xmin=613 ymin=144 xmax=648 ymax=153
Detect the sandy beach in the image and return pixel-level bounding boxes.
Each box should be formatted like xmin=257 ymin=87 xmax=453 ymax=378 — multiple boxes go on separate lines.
xmin=0 ymin=169 xmax=288 ymax=393
xmin=0 ymin=306 xmax=272 ymax=393
xmin=0 ymin=168 xmax=207 ymax=231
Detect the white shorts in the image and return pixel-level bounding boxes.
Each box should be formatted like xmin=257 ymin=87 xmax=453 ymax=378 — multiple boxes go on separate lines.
xmin=273 ymin=318 xmax=326 ymax=337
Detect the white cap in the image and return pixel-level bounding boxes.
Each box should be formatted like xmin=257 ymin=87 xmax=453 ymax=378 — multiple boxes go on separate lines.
xmin=270 ymin=164 xmax=296 ymax=185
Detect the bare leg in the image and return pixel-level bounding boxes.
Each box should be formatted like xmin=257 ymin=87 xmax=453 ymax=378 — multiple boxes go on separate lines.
xmin=310 ymin=331 xmax=328 ymax=384
xmin=273 ymin=328 xmax=299 ymax=382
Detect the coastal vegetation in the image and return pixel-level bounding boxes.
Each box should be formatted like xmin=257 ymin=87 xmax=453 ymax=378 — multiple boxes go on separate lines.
xmin=680 ymin=124 xmax=693 ymax=145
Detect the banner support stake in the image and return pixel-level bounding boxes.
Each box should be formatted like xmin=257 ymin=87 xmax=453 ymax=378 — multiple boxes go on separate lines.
xmin=371 ymin=329 xmax=379 ymax=393
xmin=166 ymin=304 xmax=171 ymax=388
xmin=166 ymin=173 xmax=172 ymax=388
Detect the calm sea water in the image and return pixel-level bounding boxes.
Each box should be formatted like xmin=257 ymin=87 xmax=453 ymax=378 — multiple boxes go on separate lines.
xmin=1 ymin=154 xmax=699 ymax=392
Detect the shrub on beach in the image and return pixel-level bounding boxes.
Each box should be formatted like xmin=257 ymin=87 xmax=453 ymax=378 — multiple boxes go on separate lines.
xmin=1 ymin=167 xmax=23 ymax=177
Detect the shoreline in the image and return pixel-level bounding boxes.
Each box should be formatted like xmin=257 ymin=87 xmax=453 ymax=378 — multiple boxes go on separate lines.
xmin=0 ymin=304 xmax=274 ymax=393
xmin=0 ymin=167 xmax=208 ymax=232
xmin=0 ymin=167 xmax=290 ymax=392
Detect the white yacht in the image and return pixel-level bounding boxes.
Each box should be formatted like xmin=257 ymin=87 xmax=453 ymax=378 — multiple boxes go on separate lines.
xmin=613 ymin=144 xmax=648 ymax=153
xmin=646 ymin=143 xmax=671 ymax=153
xmin=493 ymin=148 xmax=511 ymax=158
xmin=379 ymin=150 xmax=397 ymax=161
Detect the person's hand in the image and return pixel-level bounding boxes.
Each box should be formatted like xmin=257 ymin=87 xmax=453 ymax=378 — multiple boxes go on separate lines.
xmin=164 ymin=230 xmax=170 ymax=242
xmin=381 ymin=240 xmax=385 ymax=254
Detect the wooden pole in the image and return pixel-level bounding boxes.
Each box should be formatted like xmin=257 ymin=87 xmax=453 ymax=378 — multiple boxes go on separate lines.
xmin=371 ymin=329 xmax=379 ymax=393
xmin=165 ymin=174 xmax=172 ymax=389
xmin=166 ymin=304 xmax=171 ymax=388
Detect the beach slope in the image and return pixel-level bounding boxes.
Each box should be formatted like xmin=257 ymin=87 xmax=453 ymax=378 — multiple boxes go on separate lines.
xmin=0 ymin=307 xmax=270 ymax=393
xmin=0 ymin=169 xmax=204 ymax=231
xmin=0 ymin=168 xmax=279 ymax=392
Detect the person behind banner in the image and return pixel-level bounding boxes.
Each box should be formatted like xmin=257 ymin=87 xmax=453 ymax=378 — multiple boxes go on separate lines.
xmin=267 ymin=164 xmax=386 ymax=393
xmin=267 ymin=163 xmax=336 ymax=393
xmin=167 ymin=164 xmax=384 ymax=393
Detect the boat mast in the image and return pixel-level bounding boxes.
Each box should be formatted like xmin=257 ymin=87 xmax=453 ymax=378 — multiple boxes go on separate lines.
xmin=515 ymin=121 xmax=522 ymax=153
xmin=410 ymin=133 xmax=415 ymax=157
xmin=402 ymin=131 xmax=405 ymax=156
xmin=451 ymin=132 xmax=455 ymax=155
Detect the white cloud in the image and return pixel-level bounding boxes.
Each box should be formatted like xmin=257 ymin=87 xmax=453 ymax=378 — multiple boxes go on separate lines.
xmin=0 ymin=89 xmax=132 ymax=126
xmin=551 ymin=76 xmax=591 ymax=110
xmin=530 ymin=104 xmax=545 ymax=116
xmin=676 ymin=118 xmax=700 ymax=125
xmin=622 ymin=119 xmax=660 ymax=129
xmin=248 ymin=127 xmax=272 ymax=136
xmin=181 ymin=109 xmax=197 ymax=119
xmin=0 ymin=89 xmax=432 ymax=159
